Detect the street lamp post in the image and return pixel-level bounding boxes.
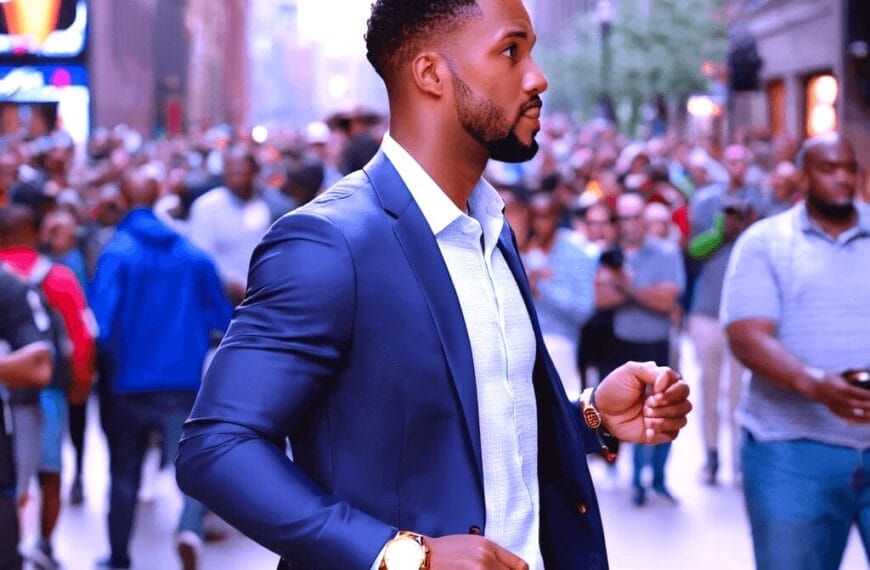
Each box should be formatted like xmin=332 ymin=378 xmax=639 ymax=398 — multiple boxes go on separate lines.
xmin=596 ymin=0 xmax=614 ymax=120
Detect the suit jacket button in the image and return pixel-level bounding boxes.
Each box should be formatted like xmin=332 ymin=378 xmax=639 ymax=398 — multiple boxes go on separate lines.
xmin=468 ymin=525 xmax=482 ymax=535
xmin=576 ymin=502 xmax=588 ymax=515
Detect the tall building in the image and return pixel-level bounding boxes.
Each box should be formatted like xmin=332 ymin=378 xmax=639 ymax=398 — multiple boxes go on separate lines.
xmin=730 ymin=0 xmax=869 ymax=166
xmin=246 ymin=0 xmax=386 ymax=129
xmin=90 ymin=0 xmax=249 ymax=135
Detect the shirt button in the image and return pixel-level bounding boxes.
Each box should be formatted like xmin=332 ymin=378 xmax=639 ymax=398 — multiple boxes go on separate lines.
xmin=468 ymin=525 xmax=482 ymax=535
xmin=576 ymin=502 xmax=588 ymax=515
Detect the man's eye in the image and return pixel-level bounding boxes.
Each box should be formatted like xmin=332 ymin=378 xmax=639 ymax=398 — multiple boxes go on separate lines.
xmin=502 ymin=44 xmax=518 ymax=59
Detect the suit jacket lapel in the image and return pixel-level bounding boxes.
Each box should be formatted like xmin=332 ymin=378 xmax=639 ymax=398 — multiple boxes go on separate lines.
xmin=498 ymin=226 xmax=600 ymax=501
xmin=363 ymin=152 xmax=483 ymax=484
xmin=496 ymin=223 xmax=546 ymax=354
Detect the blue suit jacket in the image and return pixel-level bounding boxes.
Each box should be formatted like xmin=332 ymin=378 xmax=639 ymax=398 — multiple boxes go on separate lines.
xmin=176 ymin=152 xmax=610 ymax=569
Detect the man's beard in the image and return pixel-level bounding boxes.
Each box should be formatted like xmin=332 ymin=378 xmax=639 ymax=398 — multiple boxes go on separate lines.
xmin=807 ymin=193 xmax=855 ymax=221
xmin=452 ymin=74 xmax=539 ymax=163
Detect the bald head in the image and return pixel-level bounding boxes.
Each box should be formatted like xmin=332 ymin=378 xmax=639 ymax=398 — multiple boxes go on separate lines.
xmin=120 ymin=170 xmax=160 ymax=209
xmin=797 ymin=133 xmax=858 ymax=222
xmin=0 ymin=204 xmax=38 ymax=246
xmin=616 ymin=192 xmax=647 ymax=248
xmin=796 ymin=132 xmax=855 ymax=171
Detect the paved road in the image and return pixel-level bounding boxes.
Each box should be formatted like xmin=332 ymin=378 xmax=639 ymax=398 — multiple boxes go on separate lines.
xmin=19 ymin=337 xmax=867 ymax=569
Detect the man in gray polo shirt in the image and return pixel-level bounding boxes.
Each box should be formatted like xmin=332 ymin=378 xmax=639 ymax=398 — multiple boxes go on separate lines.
xmin=722 ymin=133 xmax=870 ymax=570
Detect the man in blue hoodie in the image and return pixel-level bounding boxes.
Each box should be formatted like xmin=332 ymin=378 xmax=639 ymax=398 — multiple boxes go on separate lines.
xmin=89 ymin=170 xmax=233 ymax=570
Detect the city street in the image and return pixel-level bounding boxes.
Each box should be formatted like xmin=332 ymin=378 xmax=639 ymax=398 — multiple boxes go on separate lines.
xmin=19 ymin=337 xmax=867 ymax=570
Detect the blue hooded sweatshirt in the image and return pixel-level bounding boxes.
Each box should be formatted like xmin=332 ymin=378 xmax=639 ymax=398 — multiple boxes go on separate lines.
xmin=90 ymin=208 xmax=233 ymax=394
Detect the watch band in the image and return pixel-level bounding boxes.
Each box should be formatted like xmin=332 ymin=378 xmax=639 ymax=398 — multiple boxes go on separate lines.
xmin=580 ymin=387 xmax=619 ymax=463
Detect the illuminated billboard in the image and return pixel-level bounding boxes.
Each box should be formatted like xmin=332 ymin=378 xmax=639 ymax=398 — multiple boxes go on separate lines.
xmin=0 ymin=0 xmax=86 ymax=59
xmin=0 ymin=65 xmax=89 ymax=143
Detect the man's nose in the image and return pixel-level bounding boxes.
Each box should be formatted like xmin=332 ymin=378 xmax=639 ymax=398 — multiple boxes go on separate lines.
xmin=524 ymin=59 xmax=548 ymax=95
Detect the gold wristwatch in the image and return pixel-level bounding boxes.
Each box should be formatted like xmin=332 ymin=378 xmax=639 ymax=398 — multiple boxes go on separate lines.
xmin=380 ymin=531 xmax=429 ymax=570
xmin=579 ymin=387 xmax=603 ymax=429
xmin=580 ymin=387 xmax=618 ymax=462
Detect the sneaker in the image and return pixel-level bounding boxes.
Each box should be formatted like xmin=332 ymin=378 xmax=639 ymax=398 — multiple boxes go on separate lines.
xmin=70 ymin=478 xmax=84 ymax=506
xmin=28 ymin=540 xmax=59 ymax=570
xmin=701 ymin=450 xmax=719 ymax=486
xmin=631 ymin=487 xmax=646 ymax=507
xmin=95 ymin=557 xmax=130 ymax=570
xmin=652 ymin=485 xmax=679 ymax=505
xmin=176 ymin=530 xmax=201 ymax=570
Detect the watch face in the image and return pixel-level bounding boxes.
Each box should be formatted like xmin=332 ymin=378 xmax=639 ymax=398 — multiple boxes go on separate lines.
xmin=583 ymin=405 xmax=602 ymax=429
xmin=384 ymin=537 xmax=425 ymax=569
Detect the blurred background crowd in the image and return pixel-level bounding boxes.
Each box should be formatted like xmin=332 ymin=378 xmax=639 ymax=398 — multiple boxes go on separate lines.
xmin=0 ymin=0 xmax=868 ymax=569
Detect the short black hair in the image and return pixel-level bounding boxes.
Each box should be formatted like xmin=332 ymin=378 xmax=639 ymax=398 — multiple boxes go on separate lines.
xmin=365 ymin=0 xmax=481 ymax=81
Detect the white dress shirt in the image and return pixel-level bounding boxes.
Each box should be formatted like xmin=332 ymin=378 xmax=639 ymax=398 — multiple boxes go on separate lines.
xmin=188 ymin=186 xmax=272 ymax=288
xmin=381 ymin=134 xmax=544 ymax=569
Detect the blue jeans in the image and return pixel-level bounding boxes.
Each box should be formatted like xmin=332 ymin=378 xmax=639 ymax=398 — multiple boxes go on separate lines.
xmin=742 ymin=431 xmax=870 ymax=570
xmin=631 ymin=442 xmax=672 ymax=491
xmin=106 ymin=391 xmax=203 ymax=568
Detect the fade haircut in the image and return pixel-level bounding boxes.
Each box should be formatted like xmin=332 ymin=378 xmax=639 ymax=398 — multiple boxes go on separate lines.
xmin=365 ymin=0 xmax=482 ymax=82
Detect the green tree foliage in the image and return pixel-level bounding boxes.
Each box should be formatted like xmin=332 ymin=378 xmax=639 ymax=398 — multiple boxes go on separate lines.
xmin=540 ymin=0 xmax=727 ymax=131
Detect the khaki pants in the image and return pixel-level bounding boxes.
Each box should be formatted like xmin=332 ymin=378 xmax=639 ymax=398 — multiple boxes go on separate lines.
xmin=688 ymin=314 xmax=745 ymax=475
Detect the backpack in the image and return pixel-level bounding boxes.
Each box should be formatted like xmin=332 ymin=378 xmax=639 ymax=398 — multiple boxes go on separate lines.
xmin=2 ymin=257 xmax=73 ymax=406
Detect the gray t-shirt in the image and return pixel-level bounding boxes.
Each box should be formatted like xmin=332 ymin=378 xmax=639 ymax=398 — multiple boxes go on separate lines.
xmin=614 ymin=238 xmax=685 ymax=343
xmin=721 ymin=202 xmax=870 ymax=449
xmin=690 ymin=242 xmax=733 ymax=318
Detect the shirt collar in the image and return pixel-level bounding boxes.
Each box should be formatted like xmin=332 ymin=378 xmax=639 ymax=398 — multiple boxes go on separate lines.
xmin=796 ymin=200 xmax=870 ymax=244
xmin=380 ymin=133 xmax=505 ymax=243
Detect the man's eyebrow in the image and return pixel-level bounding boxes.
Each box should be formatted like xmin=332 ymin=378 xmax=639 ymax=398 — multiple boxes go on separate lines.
xmin=499 ymin=28 xmax=536 ymax=44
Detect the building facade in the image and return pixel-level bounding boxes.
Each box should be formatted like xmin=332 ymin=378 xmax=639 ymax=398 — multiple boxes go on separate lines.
xmin=90 ymin=0 xmax=249 ymax=136
xmin=731 ymin=0 xmax=870 ymax=167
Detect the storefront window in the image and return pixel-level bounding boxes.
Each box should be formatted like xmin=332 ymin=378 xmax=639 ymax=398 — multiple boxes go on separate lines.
xmin=805 ymin=73 xmax=838 ymax=136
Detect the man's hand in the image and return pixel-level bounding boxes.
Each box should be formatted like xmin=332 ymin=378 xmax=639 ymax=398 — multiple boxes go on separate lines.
xmin=0 ymin=341 xmax=52 ymax=389
xmin=594 ymin=361 xmax=691 ymax=444
xmin=427 ymin=535 xmax=528 ymax=570
xmin=226 ymin=281 xmax=247 ymax=306
xmin=808 ymin=372 xmax=870 ymax=424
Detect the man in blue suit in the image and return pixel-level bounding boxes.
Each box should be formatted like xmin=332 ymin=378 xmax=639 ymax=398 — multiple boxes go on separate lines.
xmin=176 ymin=1 xmax=692 ymax=569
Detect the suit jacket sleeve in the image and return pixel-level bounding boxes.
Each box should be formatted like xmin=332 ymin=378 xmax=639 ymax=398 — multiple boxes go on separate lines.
xmin=176 ymin=212 xmax=395 ymax=569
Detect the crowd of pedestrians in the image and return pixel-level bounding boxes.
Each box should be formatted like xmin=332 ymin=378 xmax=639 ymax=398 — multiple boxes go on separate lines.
xmin=0 ymin=106 xmax=866 ymax=569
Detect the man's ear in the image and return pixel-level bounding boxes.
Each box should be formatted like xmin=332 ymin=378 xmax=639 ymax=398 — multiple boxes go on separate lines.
xmin=795 ymin=170 xmax=810 ymax=195
xmin=411 ymin=52 xmax=447 ymax=98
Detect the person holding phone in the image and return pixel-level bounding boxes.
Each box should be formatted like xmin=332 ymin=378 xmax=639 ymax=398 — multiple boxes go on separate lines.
xmin=722 ymin=132 xmax=870 ymax=570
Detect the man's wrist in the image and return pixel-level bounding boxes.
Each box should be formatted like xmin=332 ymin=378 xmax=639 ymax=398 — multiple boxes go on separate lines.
xmin=800 ymin=365 xmax=826 ymax=400
xmin=377 ymin=531 xmax=429 ymax=570
xmin=579 ymin=387 xmax=618 ymax=462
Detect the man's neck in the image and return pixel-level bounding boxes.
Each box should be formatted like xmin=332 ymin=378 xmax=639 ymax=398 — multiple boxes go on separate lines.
xmin=229 ymin=187 xmax=254 ymax=202
xmin=727 ymin=179 xmax=745 ymax=192
xmin=620 ymin=238 xmax=643 ymax=254
xmin=806 ymin=201 xmax=859 ymax=239
xmin=536 ymin=229 xmax=558 ymax=253
xmin=390 ymin=126 xmax=487 ymax=211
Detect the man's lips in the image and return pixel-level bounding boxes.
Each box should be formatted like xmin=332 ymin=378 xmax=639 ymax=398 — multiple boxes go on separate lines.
xmin=521 ymin=97 xmax=543 ymax=119
xmin=523 ymin=106 xmax=542 ymax=120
